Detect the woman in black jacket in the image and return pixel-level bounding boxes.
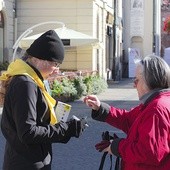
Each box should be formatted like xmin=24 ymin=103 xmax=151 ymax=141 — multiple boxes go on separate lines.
xmin=0 ymin=30 xmax=87 ymax=170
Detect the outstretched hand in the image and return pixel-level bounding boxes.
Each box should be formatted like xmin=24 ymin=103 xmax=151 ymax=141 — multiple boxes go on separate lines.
xmin=83 ymin=95 xmax=101 ymax=111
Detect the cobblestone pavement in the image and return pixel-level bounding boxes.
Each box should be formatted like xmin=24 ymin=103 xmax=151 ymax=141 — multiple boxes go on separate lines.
xmin=0 ymin=78 xmax=139 ymax=170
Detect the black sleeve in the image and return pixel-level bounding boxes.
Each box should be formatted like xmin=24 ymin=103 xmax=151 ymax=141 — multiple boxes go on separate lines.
xmin=91 ymin=102 xmax=110 ymax=122
xmin=10 ymin=77 xmax=72 ymax=144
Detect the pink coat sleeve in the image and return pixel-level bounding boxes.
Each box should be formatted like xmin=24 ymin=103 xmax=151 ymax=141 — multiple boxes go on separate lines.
xmin=105 ymin=105 xmax=141 ymax=134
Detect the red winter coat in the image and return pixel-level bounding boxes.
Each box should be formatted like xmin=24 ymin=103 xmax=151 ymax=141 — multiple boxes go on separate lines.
xmin=104 ymin=91 xmax=170 ymax=170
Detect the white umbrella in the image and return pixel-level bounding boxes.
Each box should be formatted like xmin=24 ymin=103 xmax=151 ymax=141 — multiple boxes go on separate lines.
xmin=19 ymin=27 xmax=99 ymax=48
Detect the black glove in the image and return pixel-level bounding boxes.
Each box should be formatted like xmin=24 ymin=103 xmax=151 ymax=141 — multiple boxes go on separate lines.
xmin=66 ymin=116 xmax=88 ymax=138
xmin=54 ymin=121 xmax=72 ymax=143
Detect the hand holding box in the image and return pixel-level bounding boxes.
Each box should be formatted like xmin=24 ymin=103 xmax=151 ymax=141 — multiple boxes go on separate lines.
xmin=55 ymin=101 xmax=72 ymax=122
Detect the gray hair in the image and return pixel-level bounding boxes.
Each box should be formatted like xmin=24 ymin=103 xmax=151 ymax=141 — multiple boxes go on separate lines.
xmin=137 ymin=54 xmax=170 ymax=90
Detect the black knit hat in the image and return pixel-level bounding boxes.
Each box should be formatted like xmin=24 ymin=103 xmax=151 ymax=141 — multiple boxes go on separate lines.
xmin=26 ymin=30 xmax=64 ymax=63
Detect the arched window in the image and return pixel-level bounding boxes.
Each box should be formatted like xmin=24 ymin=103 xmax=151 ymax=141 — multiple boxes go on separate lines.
xmin=0 ymin=11 xmax=4 ymax=62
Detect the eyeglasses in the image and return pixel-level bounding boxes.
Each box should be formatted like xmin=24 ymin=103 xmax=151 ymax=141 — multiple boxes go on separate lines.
xmin=45 ymin=61 xmax=61 ymax=68
xmin=49 ymin=61 xmax=60 ymax=68
xmin=53 ymin=62 xmax=60 ymax=68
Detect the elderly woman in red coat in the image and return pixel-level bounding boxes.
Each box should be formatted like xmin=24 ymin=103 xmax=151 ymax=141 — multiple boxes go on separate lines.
xmin=84 ymin=55 xmax=170 ymax=170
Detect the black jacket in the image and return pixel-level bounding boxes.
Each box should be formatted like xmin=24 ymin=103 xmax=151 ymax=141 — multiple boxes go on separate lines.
xmin=1 ymin=68 xmax=69 ymax=170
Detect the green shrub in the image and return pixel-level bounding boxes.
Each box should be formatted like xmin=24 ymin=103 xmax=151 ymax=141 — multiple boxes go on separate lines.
xmin=51 ymin=80 xmax=63 ymax=97
xmin=51 ymin=77 xmax=77 ymax=101
xmin=91 ymin=75 xmax=108 ymax=94
xmin=51 ymin=75 xmax=108 ymax=102
xmin=72 ymin=76 xmax=87 ymax=99
xmin=61 ymin=78 xmax=77 ymax=99
xmin=83 ymin=75 xmax=93 ymax=95
xmin=0 ymin=61 xmax=9 ymax=71
xmin=83 ymin=75 xmax=108 ymax=95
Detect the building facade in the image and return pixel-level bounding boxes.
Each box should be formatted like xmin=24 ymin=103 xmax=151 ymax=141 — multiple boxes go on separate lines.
xmin=0 ymin=0 xmax=162 ymax=79
xmin=123 ymin=0 xmax=153 ymax=60
xmin=0 ymin=0 xmax=115 ymax=80
xmin=0 ymin=0 xmax=15 ymax=63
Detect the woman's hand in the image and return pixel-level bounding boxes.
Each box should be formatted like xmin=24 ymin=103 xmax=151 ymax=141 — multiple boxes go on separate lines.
xmin=95 ymin=140 xmax=113 ymax=155
xmin=83 ymin=95 xmax=101 ymax=111
xmin=102 ymin=143 xmax=113 ymax=155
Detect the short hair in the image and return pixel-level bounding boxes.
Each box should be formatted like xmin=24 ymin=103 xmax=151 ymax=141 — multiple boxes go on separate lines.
xmin=137 ymin=54 xmax=170 ymax=90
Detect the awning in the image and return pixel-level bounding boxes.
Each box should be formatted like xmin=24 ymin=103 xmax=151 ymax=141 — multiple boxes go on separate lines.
xmin=19 ymin=27 xmax=99 ymax=48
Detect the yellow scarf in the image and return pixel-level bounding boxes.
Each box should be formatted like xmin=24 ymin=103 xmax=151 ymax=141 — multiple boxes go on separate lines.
xmin=0 ymin=59 xmax=57 ymax=125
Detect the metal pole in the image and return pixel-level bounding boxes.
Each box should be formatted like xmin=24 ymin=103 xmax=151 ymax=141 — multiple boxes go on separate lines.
xmin=153 ymin=0 xmax=161 ymax=56
xmin=12 ymin=21 xmax=65 ymax=61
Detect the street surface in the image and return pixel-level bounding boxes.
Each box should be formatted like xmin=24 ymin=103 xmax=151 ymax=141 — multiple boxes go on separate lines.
xmin=0 ymin=78 xmax=139 ymax=170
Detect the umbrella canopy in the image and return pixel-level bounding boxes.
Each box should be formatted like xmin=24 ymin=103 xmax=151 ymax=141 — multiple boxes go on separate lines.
xmin=19 ymin=27 xmax=99 ymax=48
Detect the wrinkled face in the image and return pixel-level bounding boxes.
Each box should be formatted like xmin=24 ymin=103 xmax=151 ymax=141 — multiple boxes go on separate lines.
xmin=35 ymin=59 xmax=61 ymax=79
xmin=133 ymin=64 xmax=150 ymax=99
